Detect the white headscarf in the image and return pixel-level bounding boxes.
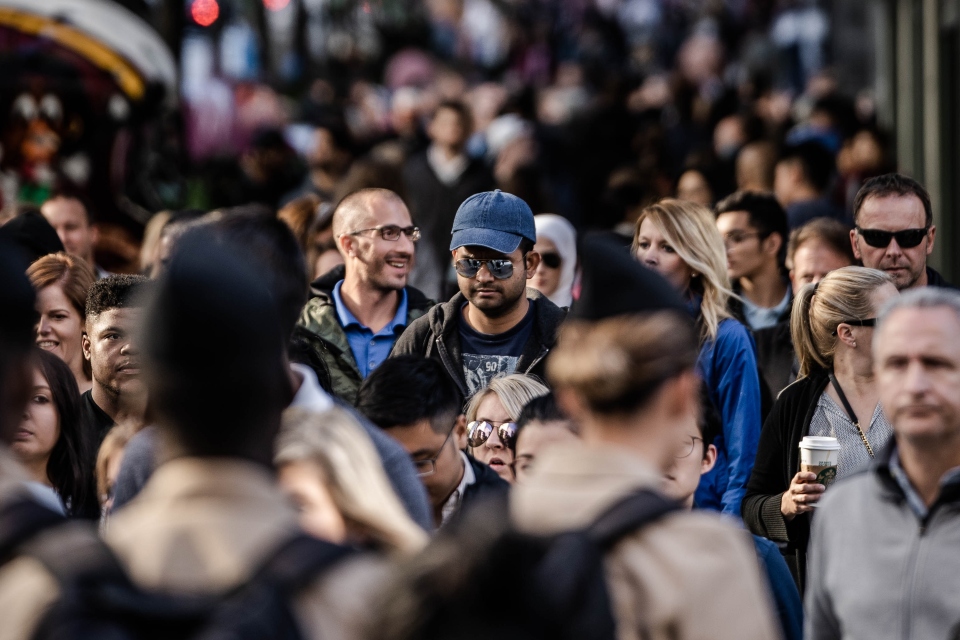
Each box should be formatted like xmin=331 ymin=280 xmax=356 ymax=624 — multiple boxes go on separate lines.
xmin=534 ymin=214 xmax=577 ymax=308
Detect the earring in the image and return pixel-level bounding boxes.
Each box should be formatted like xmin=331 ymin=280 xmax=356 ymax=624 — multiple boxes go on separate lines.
xmin=852 ymin=341 xmax=857 ymax=348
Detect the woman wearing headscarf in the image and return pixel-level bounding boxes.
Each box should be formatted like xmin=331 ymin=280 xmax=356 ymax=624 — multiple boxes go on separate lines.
xmin=531 ymin=214 xmax=577 ymax=308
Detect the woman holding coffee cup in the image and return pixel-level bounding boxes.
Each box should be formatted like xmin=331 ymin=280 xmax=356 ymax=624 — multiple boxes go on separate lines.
xmin=742 ymin=266 xmax=898 ymax=590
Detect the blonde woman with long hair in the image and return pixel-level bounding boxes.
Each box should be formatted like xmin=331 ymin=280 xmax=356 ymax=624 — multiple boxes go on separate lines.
xmin=464 ymin=374 xmax=549 ymax=484
xmin=276 ymin=407 xmax=428 ymax=555
xmin=632 ymin=198 xmax=762 ymax=517
xmin=743 ymin=266 xmax=897 ymax=589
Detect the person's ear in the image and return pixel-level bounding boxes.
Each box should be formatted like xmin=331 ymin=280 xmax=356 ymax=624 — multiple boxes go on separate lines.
xmin=926 ymin=225 xmax=937 ymax=256
xmin=525 ymin=250 xmax=540 ymax=280
xmin=90 ymin=223 xmax=100 ymax=244
xmin=788 ymin=269 xmax=797 ymax=291
xmin=337 ymin=233 xmax=355 ymax=258
xmin=850 ymin=229 xmax=862 ymax=261
xmin=81 ymin=331 xmax=92 ymax=361
xmin=451 ymin=249 xmax=459 ymax=266
xmin=700 ymin=443 xmax=718 ymax=475
xmin=836 ymin=323 xmax=857 ymax=349
xmin=763 ymin=232 xmax=783 ymax=258
xmin=453 ymin=414 xmax=468 ymax=450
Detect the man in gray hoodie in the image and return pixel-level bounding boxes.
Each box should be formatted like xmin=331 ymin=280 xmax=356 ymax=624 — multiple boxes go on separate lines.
xmin=805 ymin=287 xmax=960 ymax=640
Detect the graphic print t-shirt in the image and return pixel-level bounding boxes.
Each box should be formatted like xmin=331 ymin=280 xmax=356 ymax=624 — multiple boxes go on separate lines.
xmin=459 ymin=301 xmax=535 ymax=395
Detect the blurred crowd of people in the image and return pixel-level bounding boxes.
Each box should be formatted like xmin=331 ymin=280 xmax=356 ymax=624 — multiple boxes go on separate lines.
xmin=1 ymin=1 xmax=959 ymax=639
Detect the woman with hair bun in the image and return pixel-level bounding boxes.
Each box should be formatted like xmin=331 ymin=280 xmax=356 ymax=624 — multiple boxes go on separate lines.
xmin=743 ymin=266 xmax=898 ymax=590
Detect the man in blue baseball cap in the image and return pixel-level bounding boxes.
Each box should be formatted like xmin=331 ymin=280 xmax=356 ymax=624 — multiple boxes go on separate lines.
xmin=393 ymin=190 xmax=567 ymax=396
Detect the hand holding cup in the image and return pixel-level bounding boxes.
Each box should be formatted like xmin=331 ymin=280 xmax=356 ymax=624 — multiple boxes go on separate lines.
xmin=780 ymin=472 xmax=826 ymax=520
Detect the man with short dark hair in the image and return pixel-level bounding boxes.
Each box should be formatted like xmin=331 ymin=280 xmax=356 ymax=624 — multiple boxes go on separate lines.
xmin=298 ymin=188 xmax=434 ymax=404
xmin=403 ymin=101 xmax=494 ymax=300
xmin=40 ymin=194 xmax=105 ymax=277
xmin=81 ymin=274 xmax=148 ymax=443
xmin=715 ymin=191 xmax=791 ymax=331
xmin=850 ymin=173 xmax=954 ymax=291
xmin=774 ymin=141 xmax=843 ymax=228
xmin=806 ymin=288 xmax=960 ymax=639
xmin=787 ymin=217 xmax=856 ymax=288
xmin=357 ymin=355 xmax=508 ymax=528
xmin=392 ymin=190 xmax=566 ymax=396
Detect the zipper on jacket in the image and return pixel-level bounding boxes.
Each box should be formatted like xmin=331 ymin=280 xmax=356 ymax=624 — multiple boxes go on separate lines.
xmin=901 ymin=515 xmax=929 ymax=640
xmin=524 ymin=346 xmax=550 ymax=376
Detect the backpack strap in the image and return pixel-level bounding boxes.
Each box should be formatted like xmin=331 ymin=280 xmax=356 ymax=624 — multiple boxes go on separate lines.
xmin=0 ymin=498 xmax=66 ymax=563
xmin=587 ymin=489 xmax=681 ymax=550
xmin=248 ymin=532 xmax=358 ymax=593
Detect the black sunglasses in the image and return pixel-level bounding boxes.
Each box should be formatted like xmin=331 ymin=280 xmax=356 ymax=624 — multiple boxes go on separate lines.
xmin=832 ymin=318 xmax=877 ymax=335
xmin=467 ymin=420 xmax=518 ymax=450
xmin=540 ymin=252 xmax=562 ymax=269
xmin=456 ymin=258 xmax=515 ymax=280
xmin=856 ymin=227 xmax=928 ymax=249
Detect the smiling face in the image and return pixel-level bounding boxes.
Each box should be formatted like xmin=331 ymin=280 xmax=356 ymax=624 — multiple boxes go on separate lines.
xmin=634 ymin=218 xmax=694 ymax=293
xmin=852 ymin=194 xmax=934 ymax=291
xmin=340 ymin=196 xmax=416 ymax=293
xmin=35 ymin=284 xmax=85 ymax=379
xmin=12 ymin=368 xmax=60 ymax=475
xmin=83 ymin=307 xmax=144 ymax=401
xmin=469 ymin=393 xmax=515 ymax=482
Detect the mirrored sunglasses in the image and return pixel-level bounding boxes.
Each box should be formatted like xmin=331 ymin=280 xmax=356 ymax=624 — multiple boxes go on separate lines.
xmin=467 ymin=420 xmax=518 ymax=450
xmin=455 ymin=259 xmax=515 ymax=280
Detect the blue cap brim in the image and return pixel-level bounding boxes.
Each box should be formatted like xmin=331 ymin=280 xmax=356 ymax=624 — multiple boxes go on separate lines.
xmin=450 ymin=228 xmax=525 ymax=254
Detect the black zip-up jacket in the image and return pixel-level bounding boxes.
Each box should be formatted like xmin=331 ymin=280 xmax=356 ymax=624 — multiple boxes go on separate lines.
xmin=742 ymin=369 xmax=830 ymax=592
xmin=390 ymin=288 xmax=566 ymax=397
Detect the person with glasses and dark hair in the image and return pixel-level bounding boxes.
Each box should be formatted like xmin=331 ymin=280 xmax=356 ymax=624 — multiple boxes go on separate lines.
xmin=850 ymin=173 xmax=956 ymax=291
xmin=392 ymin=190 xmax=567 ymax=397
xmin=356 ymin=355 xmax=509 ymax=528
xmin=743 ymin=266 xmax=898 ymax=591
xmin=299 ymin=188 xmax=435 ymax=404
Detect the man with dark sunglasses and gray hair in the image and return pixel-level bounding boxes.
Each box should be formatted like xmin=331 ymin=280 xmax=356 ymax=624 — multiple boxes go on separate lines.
xmin=850 ymin=173 xmax=956 ymax=291
xmin=298 ymin=188 xmax=435 ymax=404
xmin=392 ymin=190 xmax=566 ymax=396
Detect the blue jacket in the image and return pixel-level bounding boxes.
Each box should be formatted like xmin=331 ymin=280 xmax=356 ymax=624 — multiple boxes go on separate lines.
xmin=754 ymin=534 xmax=803 ymax=640
xmin=694 ymin=316 xmax=763 ymax=517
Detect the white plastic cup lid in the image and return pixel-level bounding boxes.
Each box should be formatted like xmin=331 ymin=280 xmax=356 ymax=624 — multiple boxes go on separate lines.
xmin=799 ymin=436 xmax=841 ymax=451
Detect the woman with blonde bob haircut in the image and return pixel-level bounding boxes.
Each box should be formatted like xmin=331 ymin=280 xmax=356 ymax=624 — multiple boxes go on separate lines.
xmin=744 ymin=266 xmax=898 ymax=590
xmin=275 ymin=407 xmax=428 ymax=555
xmin=464 ymin=374 xmax=549 ymax=484
xmin=632 ymin=198 xmax=762 ymax=516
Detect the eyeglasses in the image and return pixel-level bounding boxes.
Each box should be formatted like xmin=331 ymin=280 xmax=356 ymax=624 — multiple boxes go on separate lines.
xmin=413 ymin=424 xmax=456 ymax=478
xmin=856 ymin=227 xmax=929 ymax=249
xmin=831 ymin=318 xmax=877 ymax=336
xmin=675 ymin=435 xmax=704 ymax=459
xmin=540 ymin=252 xmax=562 ymax=269
xmin=349 ymin=225 xmax=421 ymax=242
xmin=455 ymin=258 xmax=515 ymax=280
xmin=467 ymin=420 xmax=518 ymax=450
xmin=721 ymin=231 xmax=762 ymax=247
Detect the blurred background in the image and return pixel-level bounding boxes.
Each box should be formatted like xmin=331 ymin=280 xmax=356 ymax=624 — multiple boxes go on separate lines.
xmin=0 ymin=0 xmax=956 ymax=279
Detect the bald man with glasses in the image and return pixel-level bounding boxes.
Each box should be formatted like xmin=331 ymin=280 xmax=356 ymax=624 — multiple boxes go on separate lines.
xmin=298 ymin=188 xmax=436 ymax=404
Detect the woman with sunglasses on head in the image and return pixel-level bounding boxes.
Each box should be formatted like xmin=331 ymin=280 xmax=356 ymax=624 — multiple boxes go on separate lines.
xmin=13 ymin=348 xmax=100 ymax=519
xmin=531 ymin=214 xmax=577 ymax=308
xmin=633 ymin=198 xmax=762 ymax=518
xmin=743 ymin=266 xmax=898 ymax=590
xmin=464 ymin=374 xmax=550 ymax=483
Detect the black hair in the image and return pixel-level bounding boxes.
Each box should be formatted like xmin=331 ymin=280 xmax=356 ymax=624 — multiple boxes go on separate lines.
xmin=853 ymin=173 xmax=933 ymax=228
xmin=357 ymin=356 xmax=464 ymax=435
xmin=85 ymin=274 xmax=148 ymax=319
xmin=198 ymin=211 xmax=307 ymax=341
xmin=432 ymin=100 xmax=473 ymax=132
xmin=778 ymin=141 xmax=835 ymax=193
xmin=715 ymin=191 xmax=790 ymax=271
xmin=34 ymin=348 xmax=99 ymax=519
xmin=696 ymin=384 xmax=722 ymax=459
xmin=516 ymin=393 xmax=566 ymax=430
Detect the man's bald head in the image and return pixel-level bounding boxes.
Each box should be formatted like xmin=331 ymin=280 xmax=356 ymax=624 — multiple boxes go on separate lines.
xmin=332 ymin=188 xmax=408 ymax=241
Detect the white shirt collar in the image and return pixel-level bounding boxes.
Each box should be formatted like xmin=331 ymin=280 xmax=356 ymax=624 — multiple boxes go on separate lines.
xmin=427 ymin=145 xmax=469 ymax=186
xmin=288 ymin=363 xmax=334 ymax=413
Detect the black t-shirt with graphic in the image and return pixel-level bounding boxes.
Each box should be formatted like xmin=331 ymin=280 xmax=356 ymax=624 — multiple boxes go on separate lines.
xmin=459 ymin=301 xmax=535 ymax=395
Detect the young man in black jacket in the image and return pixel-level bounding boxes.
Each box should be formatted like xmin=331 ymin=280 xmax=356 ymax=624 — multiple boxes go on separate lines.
xmin=357 ymin=355 xmax=509 ymax=529
xmin=391 ymin=190 xmax=566 ymax=397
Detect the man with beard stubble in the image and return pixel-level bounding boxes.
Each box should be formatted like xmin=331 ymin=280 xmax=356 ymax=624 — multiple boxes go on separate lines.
xmin=298 ymin=188 xmax=434 ymax=404
xmin=392 ymin=190 xmax=566 ymax=396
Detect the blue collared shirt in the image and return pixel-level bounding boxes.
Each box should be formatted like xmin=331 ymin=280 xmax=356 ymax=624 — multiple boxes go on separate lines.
xmin=332 ymin=280 xmax=409 ymax=378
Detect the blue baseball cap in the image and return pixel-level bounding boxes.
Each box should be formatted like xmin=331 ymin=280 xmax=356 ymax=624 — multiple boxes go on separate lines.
xmin=450 ymin=190 xmax=536 ymax=254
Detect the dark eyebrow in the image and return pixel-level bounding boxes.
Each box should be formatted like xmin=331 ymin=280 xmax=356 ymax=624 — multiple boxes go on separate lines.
xmin=99 ymin=326 xmax=125 ymax=336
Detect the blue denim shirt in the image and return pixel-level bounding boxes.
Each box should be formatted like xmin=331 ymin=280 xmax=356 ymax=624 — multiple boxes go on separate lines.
xmin=332 ymin=280 xmax=409 ymax=378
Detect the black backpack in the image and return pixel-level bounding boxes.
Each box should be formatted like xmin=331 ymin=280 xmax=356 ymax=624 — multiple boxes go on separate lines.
xmin=16 ymin=521 xmax=356 ymax=640
xmin=374 ymin=488 xmax=680 ymax=640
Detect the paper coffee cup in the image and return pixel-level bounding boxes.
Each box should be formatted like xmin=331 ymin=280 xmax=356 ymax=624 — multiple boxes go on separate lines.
xmin=799 ymin=436 xmax=840 ymax=488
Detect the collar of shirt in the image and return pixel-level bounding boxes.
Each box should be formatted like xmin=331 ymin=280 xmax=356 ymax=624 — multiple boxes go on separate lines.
xmin=288 ymin=362 xmax=334 ymax=413
xmin=332 ymin=280 xmax=408 ymax=335
xmin=888 ymin=448 xmax=960 ymax=520
xmin=427 ymin=145 xmax=469 ymax=186
xmin=440 ymin=451 xmax=477 ymax=526
xmin=741 ymin=286 xmax=791 ymax=331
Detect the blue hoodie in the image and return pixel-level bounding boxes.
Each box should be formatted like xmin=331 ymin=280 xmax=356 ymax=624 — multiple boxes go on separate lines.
xmin=692 ymin=310 xmax=763 ymax=517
